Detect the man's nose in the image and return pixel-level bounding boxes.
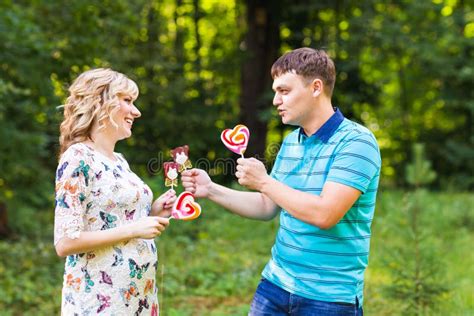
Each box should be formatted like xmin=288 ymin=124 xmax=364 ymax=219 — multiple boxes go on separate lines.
xmin=273 ymin=94 xmax=282 ymax=106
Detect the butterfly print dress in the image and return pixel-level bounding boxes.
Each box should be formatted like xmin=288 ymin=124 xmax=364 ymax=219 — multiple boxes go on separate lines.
xmin=54 ymin=143 xmax=159 ymax=315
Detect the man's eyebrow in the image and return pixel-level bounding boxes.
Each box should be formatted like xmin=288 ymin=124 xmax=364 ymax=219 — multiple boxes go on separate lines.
xmin=272 ymin=84 xmax=290 ymax=91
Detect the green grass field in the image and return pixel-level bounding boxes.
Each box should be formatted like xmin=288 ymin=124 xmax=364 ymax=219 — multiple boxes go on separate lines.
xmin=0 ymin=190 xmax=472 ymax=315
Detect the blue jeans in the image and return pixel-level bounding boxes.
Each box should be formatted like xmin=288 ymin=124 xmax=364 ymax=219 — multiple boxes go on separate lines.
xmin=249 ymin=278 xmax=363 ymax=316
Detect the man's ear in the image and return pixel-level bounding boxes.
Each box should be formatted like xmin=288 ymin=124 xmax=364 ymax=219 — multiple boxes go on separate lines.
xmin=311 ymin=79 xmax=323 ymax=97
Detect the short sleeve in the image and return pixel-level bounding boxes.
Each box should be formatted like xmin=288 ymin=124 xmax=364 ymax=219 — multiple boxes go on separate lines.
xmin=326 ymin=134 xmax=381 ymax=193
xmin=54 ymin=145 xmax=93 ymax=245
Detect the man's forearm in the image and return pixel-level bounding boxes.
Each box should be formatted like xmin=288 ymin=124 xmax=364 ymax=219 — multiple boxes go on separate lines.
xmin=260 ymin=176 xmax=360 ymax=229
xmin=208 ymin=182 xmax=278 ymax=220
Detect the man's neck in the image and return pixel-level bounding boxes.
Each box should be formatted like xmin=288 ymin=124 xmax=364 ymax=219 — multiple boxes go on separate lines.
xmin=301 ymin=100 xmax=334 ymax=136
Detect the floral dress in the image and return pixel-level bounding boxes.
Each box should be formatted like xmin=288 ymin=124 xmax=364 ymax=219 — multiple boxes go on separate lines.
xmin=54 ymin=143 xmax=159 ymax=315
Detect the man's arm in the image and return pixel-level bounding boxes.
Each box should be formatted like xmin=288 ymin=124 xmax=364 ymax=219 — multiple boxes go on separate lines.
xmin=236 ymin=158 xmax=361 ymax=229
xmin=181 ymin=169 xmax=279 ymax=220
xmin=262 ymin=178 xmax=360 ymax=229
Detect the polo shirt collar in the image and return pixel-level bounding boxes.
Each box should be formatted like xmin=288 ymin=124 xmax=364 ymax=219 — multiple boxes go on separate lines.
xmin=298 ymin=107 xmax=344 ymax=143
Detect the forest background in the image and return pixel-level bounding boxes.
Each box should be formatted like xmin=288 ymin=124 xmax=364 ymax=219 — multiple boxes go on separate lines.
xmin=0 ymin=0 xmax=472 ymax=315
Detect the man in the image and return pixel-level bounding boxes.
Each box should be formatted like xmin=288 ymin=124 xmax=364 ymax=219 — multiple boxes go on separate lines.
xmin=182 ymin=47 xmax=380 ymax=315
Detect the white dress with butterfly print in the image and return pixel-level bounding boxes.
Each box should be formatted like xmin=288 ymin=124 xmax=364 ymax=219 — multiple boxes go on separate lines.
xmin=54 ymin=143 xmax=159 ymax=315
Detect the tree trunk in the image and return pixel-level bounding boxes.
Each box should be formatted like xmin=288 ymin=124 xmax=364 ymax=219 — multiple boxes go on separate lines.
xmin=240 ymin=0 xmax=281 ymax=158
xmin=0 ymin=202 xmax=9 ymax=238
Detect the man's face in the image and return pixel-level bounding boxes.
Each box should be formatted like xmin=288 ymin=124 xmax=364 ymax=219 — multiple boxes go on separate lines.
xmin=272 ymin=72 xmax=315 ymax=127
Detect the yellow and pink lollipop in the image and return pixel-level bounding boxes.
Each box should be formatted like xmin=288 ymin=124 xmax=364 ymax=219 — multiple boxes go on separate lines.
xmin=220 ymin=124 xmax=250 ymax=158
xmin=170 ymin=191 xmax=201 ymax=220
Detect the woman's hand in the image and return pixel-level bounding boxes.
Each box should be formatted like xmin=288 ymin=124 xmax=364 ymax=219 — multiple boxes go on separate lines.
xmin=151 ymin=189 xmax=177 ymax=217
xmin=128 ymin=216 xmax=170 ymax=239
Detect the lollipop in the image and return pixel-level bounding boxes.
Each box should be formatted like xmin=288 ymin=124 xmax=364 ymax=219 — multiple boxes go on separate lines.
xmin=170 ymin=191 xmax=201 ymax=220
xmin=171 ymin=145 xmax=192 ymax=172
xmin=220 ymin=124 xmax=250 ymax=158
xmin=163 ymin=162 xmax=179 ymax=189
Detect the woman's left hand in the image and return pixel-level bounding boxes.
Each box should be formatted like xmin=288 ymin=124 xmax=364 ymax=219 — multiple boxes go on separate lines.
xmin=151 ymin=189 xmax=177 ymax=217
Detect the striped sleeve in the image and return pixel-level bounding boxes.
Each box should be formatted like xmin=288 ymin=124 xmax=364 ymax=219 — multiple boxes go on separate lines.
xmin=326 ymin=134 xmax=381 ymax=193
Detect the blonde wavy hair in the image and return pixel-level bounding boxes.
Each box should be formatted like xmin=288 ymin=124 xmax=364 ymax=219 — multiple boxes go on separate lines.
xmin=59 ymin=68 xmax=139 ymax=156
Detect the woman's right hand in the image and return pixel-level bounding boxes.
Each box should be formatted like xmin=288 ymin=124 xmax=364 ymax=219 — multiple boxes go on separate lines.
xmin=181 ymin=168 xmax=212 ymax=198
xmin=128 ymin=216 xmax=170 ymax=239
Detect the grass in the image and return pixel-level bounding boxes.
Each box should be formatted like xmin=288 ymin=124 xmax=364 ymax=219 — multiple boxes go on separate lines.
xmin=0 ymin=190 xmax=472 ymax=315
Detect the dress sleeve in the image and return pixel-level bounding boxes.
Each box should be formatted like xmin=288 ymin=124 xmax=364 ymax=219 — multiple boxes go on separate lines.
xmin=54 ymin=145 xmax=93 ymax=245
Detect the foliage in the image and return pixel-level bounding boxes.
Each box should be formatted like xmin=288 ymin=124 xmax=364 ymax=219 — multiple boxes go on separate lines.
xmin=377 ymin=147 xmax=448 ymax=315
xmin=0 ymin=190 xmax=473 ymax=315
xmin=0 ymin=1 xmax=473 ymax=236
xmin=0 ymin=2 xmax=56 ymax=209
xmin=405 ymin=143 xmax=437 ymax=188
xmin=0 ymin=1 xmax=472 ymax=315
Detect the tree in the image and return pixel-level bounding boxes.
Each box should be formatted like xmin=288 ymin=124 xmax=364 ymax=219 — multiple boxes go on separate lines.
xmin=239 ymin=0 xmax=282 ymax=157
xmin=384 ymin=144 xmax=448 ymax=315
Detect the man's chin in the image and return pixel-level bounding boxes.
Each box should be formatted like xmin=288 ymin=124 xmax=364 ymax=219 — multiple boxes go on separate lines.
xmin=282 ymin=117 xmax=297 ymax=126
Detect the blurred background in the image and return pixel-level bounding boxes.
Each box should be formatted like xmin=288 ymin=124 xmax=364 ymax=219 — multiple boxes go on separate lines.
xmin=0 ymin=0 xmax=472 ymax=315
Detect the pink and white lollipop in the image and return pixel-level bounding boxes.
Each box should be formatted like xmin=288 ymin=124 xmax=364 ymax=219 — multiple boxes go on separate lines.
xmin=220 ymin=124 xmax=250 ymax=158
xmin=170 ymin=191 xmax=202 ymax=221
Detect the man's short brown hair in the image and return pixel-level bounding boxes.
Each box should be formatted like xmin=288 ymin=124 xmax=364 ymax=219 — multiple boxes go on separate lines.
xmin=271 ymin=47 xmax=336 ymax=97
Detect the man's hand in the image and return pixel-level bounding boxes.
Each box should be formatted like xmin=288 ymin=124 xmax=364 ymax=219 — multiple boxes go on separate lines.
xmin=235 ymin=158 xmax=270 ymax=191
xmin=181 ymin=169 xmax=213 ymax=198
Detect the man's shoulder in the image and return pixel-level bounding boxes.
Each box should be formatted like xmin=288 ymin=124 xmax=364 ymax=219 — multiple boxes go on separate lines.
xmin=338 ymin=118 xmax=374 ymax=135
xmin=337 ymin=119 xmax=378 ymax=143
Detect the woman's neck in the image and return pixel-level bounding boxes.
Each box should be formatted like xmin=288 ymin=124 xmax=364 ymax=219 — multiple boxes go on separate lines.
xmin=87 ymin=129 xmax=117 ymax=160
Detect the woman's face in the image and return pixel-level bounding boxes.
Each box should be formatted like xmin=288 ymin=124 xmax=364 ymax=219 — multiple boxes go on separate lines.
xmin=109 ymin=95 xmax=141 ymax=140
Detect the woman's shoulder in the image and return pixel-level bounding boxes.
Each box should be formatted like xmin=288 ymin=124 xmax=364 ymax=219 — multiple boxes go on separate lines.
xmin=61 ymin=142 xmax=86 ymax=158
xmin=59 ymin=142 xmax=95 ymax=166
xmin=56 ymin=143 xmax=95 ymax=182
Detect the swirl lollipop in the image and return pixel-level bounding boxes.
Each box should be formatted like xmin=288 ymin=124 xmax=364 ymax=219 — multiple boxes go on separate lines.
xmin=171 ymin=145 xmax=192 ymax=172
xmin=170 ymin=191 xmax=201 ymax=220
xmin=163 ymin=162 xmax=179 ymax=190
xmin=220 ymin=124 xmax=250 ymax=158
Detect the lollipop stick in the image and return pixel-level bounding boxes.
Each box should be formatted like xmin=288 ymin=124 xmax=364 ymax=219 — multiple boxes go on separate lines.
xmin=240 ymin=153 xmax=245 ymax=159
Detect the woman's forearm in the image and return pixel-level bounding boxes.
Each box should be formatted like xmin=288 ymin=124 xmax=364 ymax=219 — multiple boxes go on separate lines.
xmin=55 ymin=225 xmax=134 ymax=257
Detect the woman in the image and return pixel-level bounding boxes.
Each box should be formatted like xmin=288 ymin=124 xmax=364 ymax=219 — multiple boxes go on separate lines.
xmin=54 ymin=68 xmax=174 ymax=315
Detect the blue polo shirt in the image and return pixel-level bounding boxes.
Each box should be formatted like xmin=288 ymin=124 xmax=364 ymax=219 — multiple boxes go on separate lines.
xmin=262 ymin=108 xmax=381 ymax=305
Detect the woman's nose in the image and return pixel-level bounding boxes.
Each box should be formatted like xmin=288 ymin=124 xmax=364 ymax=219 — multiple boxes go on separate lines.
xmin=132 ymin=104 xmax=141 ymax=118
